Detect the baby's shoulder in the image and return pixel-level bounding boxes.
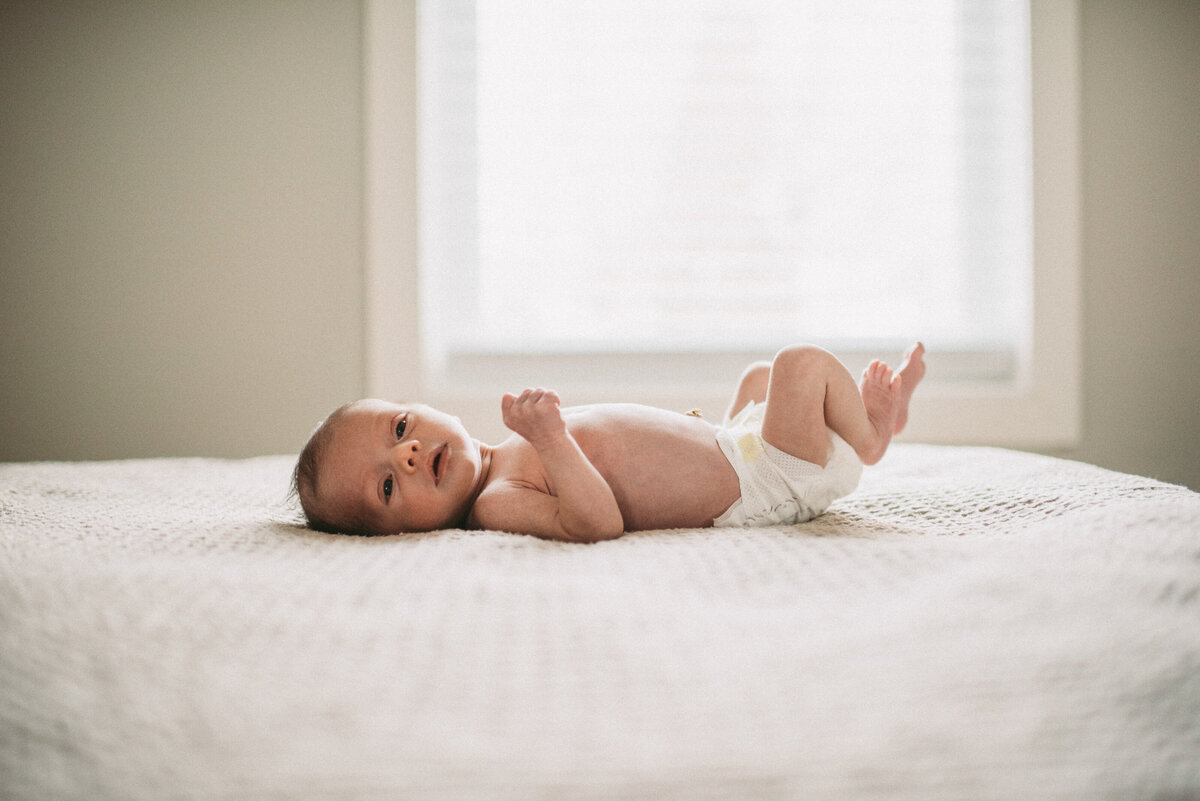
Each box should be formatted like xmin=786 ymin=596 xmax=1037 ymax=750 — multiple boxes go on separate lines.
xmin=466 ymin=464 xmax=552 ymax=532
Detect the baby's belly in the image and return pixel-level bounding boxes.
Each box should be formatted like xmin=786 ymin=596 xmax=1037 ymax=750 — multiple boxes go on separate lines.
xmin=565 ymin=405 xmax=741 ymax=531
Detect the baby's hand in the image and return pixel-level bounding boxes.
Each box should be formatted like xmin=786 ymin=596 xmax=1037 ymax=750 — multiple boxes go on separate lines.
xmin=502 ymin=388 xmax=567 ymax=449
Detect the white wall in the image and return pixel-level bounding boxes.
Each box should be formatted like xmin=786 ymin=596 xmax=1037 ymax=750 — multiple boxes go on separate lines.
xmin=1053 ymin=0 xmax=1200 ymax=490
xmin=1 ymin=1 xmax=1197 ymax=490
xmin=0 ymin=2 xmax=365 ymax=460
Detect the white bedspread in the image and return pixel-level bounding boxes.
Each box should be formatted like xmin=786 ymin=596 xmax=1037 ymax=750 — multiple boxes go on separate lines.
xmin=2 ymin=446 xmax=1198 ymax=800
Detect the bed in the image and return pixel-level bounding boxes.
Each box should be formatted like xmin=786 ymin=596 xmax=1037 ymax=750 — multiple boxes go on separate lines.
xmin=2 ymin=444 xmax=1198 ymax=800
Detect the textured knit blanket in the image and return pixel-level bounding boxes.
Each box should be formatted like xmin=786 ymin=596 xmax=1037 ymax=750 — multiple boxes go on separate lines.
xmin=2 ymin=446 xmax=1198 ymax=800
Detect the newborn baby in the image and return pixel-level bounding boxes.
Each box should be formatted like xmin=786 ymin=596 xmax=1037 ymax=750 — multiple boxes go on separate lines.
xmin=292 ymin=343 xmax=926 ymax=542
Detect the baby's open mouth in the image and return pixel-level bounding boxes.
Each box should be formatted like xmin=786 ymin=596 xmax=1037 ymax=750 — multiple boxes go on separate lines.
xmin=431 ymin=448 xmax=445 ymax=484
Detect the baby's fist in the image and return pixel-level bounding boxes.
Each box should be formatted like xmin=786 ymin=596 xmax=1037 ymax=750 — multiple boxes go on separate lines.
xmin=502 ymin=388 xmax=566 ymax=448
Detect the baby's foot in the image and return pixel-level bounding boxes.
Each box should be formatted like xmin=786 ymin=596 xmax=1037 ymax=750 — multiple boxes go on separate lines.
xmin=894 ymin=342 xmax=926 ymax=434
xmin=858 ymin=360 xmax=902 ymax=464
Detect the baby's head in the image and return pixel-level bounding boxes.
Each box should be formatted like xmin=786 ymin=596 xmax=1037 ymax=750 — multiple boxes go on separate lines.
xmin=292 ymin=399 xmax=485 ymax=536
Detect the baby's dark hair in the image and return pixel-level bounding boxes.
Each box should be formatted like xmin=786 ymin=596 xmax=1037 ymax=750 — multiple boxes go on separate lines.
xmin=290 ymin=401 xmax=365 ymax=535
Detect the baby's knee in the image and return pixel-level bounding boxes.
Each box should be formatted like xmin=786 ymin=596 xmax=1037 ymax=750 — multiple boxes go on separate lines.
xmin=772 ymin=344 xmax=834 ymax=375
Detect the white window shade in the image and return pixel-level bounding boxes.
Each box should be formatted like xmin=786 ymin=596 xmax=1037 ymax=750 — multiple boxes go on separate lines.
xmin=372 ymin=0 xmax=1080 ymax=448
xmin=420 ymin=0 xmax=1031 ymax=359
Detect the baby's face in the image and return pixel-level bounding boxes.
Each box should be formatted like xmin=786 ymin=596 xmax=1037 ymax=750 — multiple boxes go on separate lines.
xmin=314 ymin=399 xmax=485 ymax=535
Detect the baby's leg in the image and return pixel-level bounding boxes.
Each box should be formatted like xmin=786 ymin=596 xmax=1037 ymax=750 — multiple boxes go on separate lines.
xmin=761 ymin=345 xmax=901 ymax=467
xmin=894 ymin=342 xmax=926 ymax=434
xmin=724 ymin=361 xmax=771 ymax=422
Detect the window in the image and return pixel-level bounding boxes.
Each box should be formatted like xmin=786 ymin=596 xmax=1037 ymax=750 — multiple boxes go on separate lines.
xmin=365 ymin=0 xmax=1080 ymax=447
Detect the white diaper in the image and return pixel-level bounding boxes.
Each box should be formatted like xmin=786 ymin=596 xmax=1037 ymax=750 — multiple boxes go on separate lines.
xmin=713 ymin=401 xmax=862 ymax=528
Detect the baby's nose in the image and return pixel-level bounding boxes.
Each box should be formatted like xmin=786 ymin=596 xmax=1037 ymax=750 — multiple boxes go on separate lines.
xmin=399 ymin=440 xmax=421 ymax=474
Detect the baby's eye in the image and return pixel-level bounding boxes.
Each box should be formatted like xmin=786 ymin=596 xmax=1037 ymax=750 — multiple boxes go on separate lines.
xmin=383 ymin=477 xmax=393 ymax=499
xmin=395 ymin=416 xmax=408 ymax=439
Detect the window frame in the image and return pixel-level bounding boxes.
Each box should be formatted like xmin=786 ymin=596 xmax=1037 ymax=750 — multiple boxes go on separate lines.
xmin=364 ymin=0 xmax=1080 ymax=449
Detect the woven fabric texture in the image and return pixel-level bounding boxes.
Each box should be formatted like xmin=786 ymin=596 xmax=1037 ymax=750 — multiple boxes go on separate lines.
xmin=2 ymin=446 xmax=1198 ymax=800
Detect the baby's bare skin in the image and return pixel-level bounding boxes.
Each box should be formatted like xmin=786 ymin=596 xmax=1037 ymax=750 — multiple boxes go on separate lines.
xmin=474 ymin=343 xmax=926 ymax=540
xmin=298 ymin=343 xmax=926 ymax=542
xmin=475 ymin=404 xmax=740 ymax=534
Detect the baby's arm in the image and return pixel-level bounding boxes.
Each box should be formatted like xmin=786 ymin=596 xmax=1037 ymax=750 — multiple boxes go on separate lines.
xmin=477 ymin=389 xmax=624 ymax=542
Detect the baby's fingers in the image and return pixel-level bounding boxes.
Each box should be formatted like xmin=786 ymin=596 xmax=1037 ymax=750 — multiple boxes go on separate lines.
xmin=529 ymin=387 xmax=559 ymax=407
xmin=501 ymin=388 xmax=564 ymax=438
xmin=506 ymin=387 xmax=557 ymax=408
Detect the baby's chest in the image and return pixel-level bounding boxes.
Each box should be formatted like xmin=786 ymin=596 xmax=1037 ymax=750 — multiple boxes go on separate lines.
xmin=574 ymin=420 xmax=735 ymax=497
xmin=572 ymin=416 xmax=738 ymax=528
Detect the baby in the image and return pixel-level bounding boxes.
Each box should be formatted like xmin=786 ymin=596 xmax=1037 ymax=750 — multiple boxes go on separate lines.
xmin=292 ymin=343 xmax=926 ymax=542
